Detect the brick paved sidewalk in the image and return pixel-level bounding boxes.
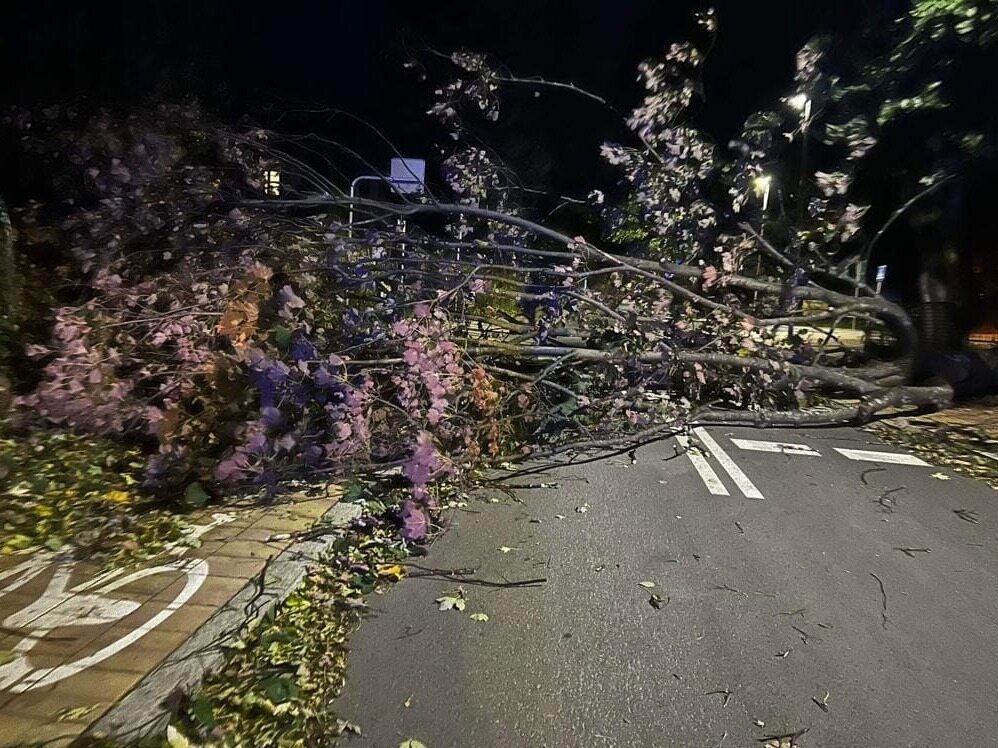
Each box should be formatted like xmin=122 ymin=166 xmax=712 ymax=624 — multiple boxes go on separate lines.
xmin=905 ymin=395 xmax=998 ymax=439
xmin=0 ymin=489 xmax=350 ymax=747
xmin=871 ymin=396 xmax=998 ymax=487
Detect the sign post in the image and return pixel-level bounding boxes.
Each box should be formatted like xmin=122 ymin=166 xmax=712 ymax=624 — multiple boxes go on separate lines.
xmin=348 ymin=157 xmax=426 ymax=238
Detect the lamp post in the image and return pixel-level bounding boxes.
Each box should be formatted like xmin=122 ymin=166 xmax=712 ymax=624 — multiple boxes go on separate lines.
xmin=751 ymin=174 xmax=772 ymax=301
xmin=753 ymin=174 xmax=772 ymax=213
xmin=788 ymin=93 xmax=812 ymax=131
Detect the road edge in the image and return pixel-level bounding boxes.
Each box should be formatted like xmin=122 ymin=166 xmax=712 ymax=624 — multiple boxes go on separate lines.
xmin=84 ymin=501 xmax=363 ymax=742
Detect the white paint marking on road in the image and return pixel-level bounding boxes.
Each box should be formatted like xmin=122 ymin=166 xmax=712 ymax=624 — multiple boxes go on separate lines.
xmin=730 ymin=438 xmax=821 ymax=457
xmin=693 ymin=428 xmax=765 ymax=500
xmin=833 ymin=448 xmax=930 ymax=466
xmin=676 ymin=434 xmax=729 ymax=496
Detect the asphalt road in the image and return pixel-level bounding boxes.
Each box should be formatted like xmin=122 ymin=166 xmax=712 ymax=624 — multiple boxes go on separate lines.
xmin=334 ymin=426 xmax=998 ymax=747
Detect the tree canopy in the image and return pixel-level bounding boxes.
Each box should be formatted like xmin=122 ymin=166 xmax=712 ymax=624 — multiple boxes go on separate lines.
xmin=4 ymin=2 xmax=994 ymax=539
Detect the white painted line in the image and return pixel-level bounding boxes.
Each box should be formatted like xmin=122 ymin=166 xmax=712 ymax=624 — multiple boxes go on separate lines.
xmin=693 ymin=428 xmax=766 ymax=500
xmin=676 ymin=434 xmax=729 ymax=496
xmin=834 ymin=447 xmax=930 ymax=466
xmin=730 ymin=438 xmax=820 ymax=456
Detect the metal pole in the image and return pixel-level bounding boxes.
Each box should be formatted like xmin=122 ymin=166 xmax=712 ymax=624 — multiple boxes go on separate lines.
xmin=348 ymin=176 xmax=381 ymax=240
xmin=348 ymin=179 xmax=357 ymax=240
xmin=348 ymin=175 xmax=422 ymax=239
xmin=852 ymin=260 xmax=863 ymax=330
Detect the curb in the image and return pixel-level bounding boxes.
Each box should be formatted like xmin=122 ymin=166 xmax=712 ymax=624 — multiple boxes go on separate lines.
xmin=85 ymin=502 xmax=363 ymax=742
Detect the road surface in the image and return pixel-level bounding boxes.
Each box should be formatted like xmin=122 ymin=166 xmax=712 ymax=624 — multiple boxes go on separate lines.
xmin=335 ymin=426 xmax=998 ymax=747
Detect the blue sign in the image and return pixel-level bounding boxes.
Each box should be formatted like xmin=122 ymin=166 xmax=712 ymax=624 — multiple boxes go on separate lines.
xmin=390 ymin=158 xmax=426 ymax=194
xmin=876 ymin=265 xmax=887 ymax=283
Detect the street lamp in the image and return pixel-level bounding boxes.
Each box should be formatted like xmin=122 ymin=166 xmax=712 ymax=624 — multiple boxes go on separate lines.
xmin=751 ymin=174 xmax=773 ymax=300
xmin=753 ymin=174 xmax=773 ymax=212
xmin=788 ymin=93 xmax=812 ymax=130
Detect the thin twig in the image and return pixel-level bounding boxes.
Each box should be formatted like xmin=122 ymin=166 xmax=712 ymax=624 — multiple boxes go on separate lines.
xmin=870 ymin=572 xmax=889 ymax=629
xmin=402 ymin=563 xmax=547 ymax=588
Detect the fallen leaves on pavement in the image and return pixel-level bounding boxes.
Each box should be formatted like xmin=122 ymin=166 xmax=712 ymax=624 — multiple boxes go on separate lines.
xmin=436 ymin=588 xmax=467 ymax=611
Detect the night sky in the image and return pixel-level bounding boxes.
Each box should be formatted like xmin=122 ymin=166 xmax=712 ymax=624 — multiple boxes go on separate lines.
xmin=3 ymin=0 xmax=995 ymax=320
xmin=3 ymin=1 xmax=894 ymax=158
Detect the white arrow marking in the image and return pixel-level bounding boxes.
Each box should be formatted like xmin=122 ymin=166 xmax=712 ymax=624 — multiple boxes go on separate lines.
xmin=677 ymin=434 xmax=729 ymax=496
xmin=833 ymin=448 xmax=929 ymax=466
xmin=731 ymin=438 xmax=820 ymax=456
xmin=693 ymin=428 xmax=765 ymax=500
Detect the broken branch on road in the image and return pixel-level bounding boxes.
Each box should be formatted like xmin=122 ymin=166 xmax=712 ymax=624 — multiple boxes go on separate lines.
xmin=402 ymin=562 xmax=547 ymax=588
xmin=895 ymin=547 xmax=931 ymax=557
xmin=704 ymin=688 xmax=733 ymax=707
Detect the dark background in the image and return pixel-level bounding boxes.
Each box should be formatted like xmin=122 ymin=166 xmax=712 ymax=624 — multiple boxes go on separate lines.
xmin=1 ymin=0 xmax=896 ymax=182
xmin=2 ymin=0 xmax=995 ymax=325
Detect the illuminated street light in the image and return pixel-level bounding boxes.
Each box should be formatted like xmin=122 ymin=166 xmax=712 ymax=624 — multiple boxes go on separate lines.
xmin=753 ymin=174 xmax=773 ymax=212
xmin=788 ymin=93 xmax=812 ymax=130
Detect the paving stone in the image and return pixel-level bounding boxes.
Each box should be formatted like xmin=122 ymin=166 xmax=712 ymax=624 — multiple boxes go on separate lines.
xmin=150 ymin=603 xmax=219 ymax=634
xmin=175 ymin=573 xmax=249 ymax=609
xmin=210 ymin=539 xmax=284 ymax=560
xmin=0 ymin=714 xmax=76 ymax=747
xmin=6 ymin=722 xmax=78 ymax=747
xmin=1 ymin=490 xmax=351 ymax=746
xmin=14 ymin=672 xmax=124 ymax=721
xmin=199 ymin=555 xmax=267 ymax=582
xmin=233 ymin=525 xmax=291 ymax=543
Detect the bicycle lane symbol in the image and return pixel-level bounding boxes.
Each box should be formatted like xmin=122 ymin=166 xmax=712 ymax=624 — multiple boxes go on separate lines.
xmin=0 ymin=513 xmax=235 ymax=693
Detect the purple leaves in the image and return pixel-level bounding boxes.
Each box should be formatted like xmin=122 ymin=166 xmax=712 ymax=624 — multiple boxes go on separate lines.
xmin=260 ymin=406 xmax=284 ymax=429
xmin=400 ymin=500 xmax=430 ymax=541
xmin=403 ymin=431 xmax=444 ymax=491
xmin=215 ymin=452 xmax=250 ymax=482
xmin=277 ymin=284 xmax=306 ymax=319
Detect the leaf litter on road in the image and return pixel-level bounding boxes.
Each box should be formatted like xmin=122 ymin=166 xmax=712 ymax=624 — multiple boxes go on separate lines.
xmin=648 ymin=593 xmax=668 ymax=609
xmin=435 ymin=588 xmax=467 ymax=611
xmin=759 ymin=726 xmax=809 ymax=748
xmin=811 ymin=690 xmax=830 ymax=712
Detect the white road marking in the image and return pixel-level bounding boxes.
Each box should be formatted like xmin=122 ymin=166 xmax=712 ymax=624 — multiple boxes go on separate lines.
xmin=677 ymin=434 xmax=729 ymax=496
xmin=834 ymin=447 xmax=930 ymax=466
xmin=0 ymin=512 xmax=228 ymax=692
xmin=730 ymin=438 xmax=821 ymax=456
xmin=11 ymin=559 xmax=209 ymax=692
xmin=693 ymin=428 xmax=765 ymax=500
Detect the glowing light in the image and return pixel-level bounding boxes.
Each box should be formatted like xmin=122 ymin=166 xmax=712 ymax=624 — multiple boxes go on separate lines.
xmin=788 ymin=93 xmax=809 ymax=111
xmin=788 ymin=94 xmax=813 ymax=131
xmin=753 ymin=174 xmax=773 ymax=212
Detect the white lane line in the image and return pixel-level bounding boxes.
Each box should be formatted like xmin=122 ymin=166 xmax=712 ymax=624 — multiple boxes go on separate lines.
xmin=730 ymin=438 xmax=820 ymax=456
xmin=833 ymin=447 xmax=930 ymax=466
xmin=693 ymin=428 xmax=765 ymax=500
xmin=676 ymin=434 xmax=729 ymax=496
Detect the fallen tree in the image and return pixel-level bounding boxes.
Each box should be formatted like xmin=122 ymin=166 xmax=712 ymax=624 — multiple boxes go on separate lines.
xmin=6 ymin=3 xmax=993 ymax=539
